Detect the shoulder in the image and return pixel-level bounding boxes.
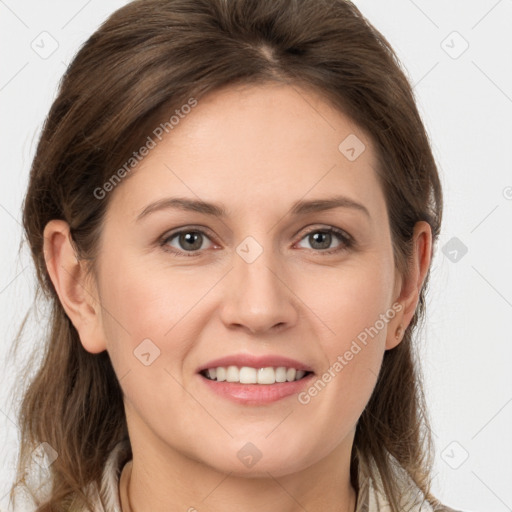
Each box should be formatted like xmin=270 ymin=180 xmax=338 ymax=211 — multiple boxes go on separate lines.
xmin=355 ymin=451 xmax=465 ymax=512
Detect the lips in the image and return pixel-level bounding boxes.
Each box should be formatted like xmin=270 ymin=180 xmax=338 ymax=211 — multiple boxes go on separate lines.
xmin=196 ymin=354 xmax=315 ymax=404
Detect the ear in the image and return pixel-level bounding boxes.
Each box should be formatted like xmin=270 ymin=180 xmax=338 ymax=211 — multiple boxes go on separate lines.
xmin=386 ymin=221 xmax=432 ymax=350
xmin=43 ymin=219 xmax=107 ymax=354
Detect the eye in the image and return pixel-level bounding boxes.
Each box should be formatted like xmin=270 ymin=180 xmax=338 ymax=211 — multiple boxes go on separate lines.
xmin=160 ymin=225 xmax=354 ymax=258
xmin=161 ymin=228 xmax=215 ymax=257
xmin=295 ymin=226 xmax=353 ymax=254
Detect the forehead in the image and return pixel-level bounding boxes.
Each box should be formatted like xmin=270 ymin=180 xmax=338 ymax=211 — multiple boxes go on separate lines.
xmin=105 ymin=82 xmax=386 ymax=223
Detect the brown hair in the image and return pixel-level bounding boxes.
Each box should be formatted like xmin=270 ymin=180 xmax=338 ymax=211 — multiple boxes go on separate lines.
xmin=9 ymin=0 xmax=443 ymax=510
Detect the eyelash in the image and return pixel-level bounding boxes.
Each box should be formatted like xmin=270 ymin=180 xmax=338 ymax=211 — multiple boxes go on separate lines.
xmin=159 ymin=226 xmax=354 ymax=258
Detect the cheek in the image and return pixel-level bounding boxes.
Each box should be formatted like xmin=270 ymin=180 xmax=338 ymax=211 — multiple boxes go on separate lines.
xmin=98 ymin=250 xmax=209 ymax=336
xmin=95 ymin=254 xmax=203 ymax=379
xmin=95 ymin=256 xmax=204 ymax=434
xmin=295 ymin=252 xmax=395 ymax=412
xmin=295 ymin=251 xmax=395 ymax=351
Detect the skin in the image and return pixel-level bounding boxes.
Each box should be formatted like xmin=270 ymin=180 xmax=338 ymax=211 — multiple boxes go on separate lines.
xmin=43 ymin=82 xmax=431 ymax=512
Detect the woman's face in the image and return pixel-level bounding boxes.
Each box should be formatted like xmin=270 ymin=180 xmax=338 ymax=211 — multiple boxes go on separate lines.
xmin=88 ymin=83 xmax=405 ymax=476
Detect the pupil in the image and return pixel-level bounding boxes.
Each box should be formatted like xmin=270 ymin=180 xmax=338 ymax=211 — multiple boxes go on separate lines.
xmin=311 ymin=232 xmax=330 ymax=249
xmin=181 ymin=232 xmax=202 ymax=250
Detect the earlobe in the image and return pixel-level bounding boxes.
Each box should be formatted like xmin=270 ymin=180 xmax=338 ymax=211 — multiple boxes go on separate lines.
xmin=385 ymin=322 xmax=405 ymax=351
xmin=385 ymin=221 xmax=432 ymax=350
xmin=43 ymin=220 xmax=107 ymax=354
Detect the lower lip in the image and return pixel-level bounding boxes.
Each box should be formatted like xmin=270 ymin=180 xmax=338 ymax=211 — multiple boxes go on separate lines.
xmin=199 ymin=373 xmax=315 ymax=405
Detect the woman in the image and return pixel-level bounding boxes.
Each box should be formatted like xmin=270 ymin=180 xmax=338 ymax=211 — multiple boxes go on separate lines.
xmin=10 ymin=0 xmax=464 ymax=510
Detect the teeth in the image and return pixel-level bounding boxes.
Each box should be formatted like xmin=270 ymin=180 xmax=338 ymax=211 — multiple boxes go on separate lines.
xmin=202 ymin=365 xmax=309 ymax=384
xmin=258 ymin=367 xmax=276 ymax=384
xmin=275 ymin=367 xmax=287 ymax=382
xmin=226 ymin=365 xmax=239 ymax=382
xmin=240 ymin=367 xmax=257 ymax=384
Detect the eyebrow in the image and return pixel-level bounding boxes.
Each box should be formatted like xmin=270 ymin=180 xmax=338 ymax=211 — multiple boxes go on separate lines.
xmin=136 ymin=194 xmax=370 ymax=221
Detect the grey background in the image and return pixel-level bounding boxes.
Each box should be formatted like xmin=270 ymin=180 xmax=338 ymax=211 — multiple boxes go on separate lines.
xmin=1 ymin=1 xmax=511 ymax=510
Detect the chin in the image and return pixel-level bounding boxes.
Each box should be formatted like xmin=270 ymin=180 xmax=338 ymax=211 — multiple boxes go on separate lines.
xmin=198 ymin=439 xmax=319 ymax=478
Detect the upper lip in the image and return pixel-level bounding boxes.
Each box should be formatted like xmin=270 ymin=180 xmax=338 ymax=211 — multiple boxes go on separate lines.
xmin=197 ymin=354 xmax=314 ymax=373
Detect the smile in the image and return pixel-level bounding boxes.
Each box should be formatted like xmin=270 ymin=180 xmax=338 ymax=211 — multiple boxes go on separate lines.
xmin=200 ymin=365 xmax=312 ymax=384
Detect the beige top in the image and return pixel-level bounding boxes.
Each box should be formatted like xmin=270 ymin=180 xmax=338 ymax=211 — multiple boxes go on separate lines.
xmin=84 ymin=439 xmax=461 ymax=512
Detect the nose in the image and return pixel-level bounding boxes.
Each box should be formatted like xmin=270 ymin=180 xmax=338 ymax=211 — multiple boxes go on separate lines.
xmin=219 ymin=242 xmax=299 ymax=335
